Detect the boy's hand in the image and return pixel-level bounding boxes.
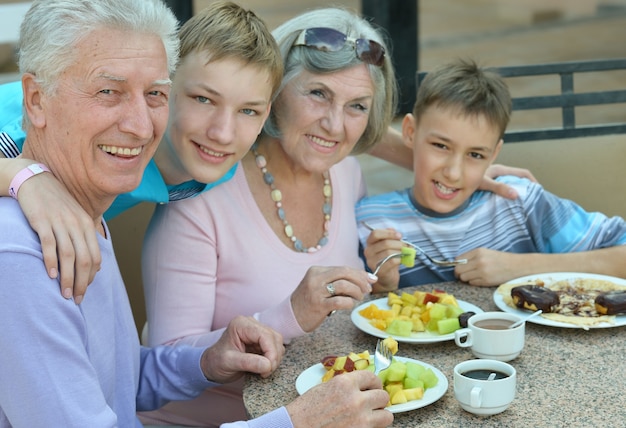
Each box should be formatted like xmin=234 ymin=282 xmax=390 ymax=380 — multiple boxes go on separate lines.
xmin=363 ymin=227 xmax=403 ymax=292
xmin=16 ymin=166 xmax=101 ymax=303
xmin=454 ymin=248 xmax=524 ymax=286
xmin=481 ymin=164 xmax=538 ymax=199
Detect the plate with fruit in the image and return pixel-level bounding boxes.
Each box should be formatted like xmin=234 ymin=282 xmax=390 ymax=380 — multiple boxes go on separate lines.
xmin=295 ymin=344 xmax=448 ymax=413
xmin=351 ymin=290 xmax=483 ymax=343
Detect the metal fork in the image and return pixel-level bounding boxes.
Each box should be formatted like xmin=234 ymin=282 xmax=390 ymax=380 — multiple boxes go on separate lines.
xmin=372 ymin=252 xmax=404 ymax=276
xmin=374 ymin=339 xmax=393 ymax=375
xmin=363 ymin=221 xmax=467 ymax=267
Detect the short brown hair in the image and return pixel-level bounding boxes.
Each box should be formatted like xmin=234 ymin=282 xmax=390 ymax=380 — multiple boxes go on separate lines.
xmin=413 ymin=59 xmax=511 ymax=139
xmin=177 ymin=1 xmax=283 ymax=99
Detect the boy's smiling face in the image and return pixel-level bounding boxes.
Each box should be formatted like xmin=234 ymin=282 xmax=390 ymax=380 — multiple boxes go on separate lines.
xmin=157 ymin=53 xmax=273 ymax=185
xmin=403 ymin=105 xmax=503 ymax=214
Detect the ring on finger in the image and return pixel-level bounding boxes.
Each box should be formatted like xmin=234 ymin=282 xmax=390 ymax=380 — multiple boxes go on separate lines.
xmin=326 ymin=282 xmax=336 ymax=297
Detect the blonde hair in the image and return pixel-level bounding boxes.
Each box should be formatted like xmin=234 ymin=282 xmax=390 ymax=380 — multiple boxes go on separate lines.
xmin=177 ymin=1 xmax=283 ymax=99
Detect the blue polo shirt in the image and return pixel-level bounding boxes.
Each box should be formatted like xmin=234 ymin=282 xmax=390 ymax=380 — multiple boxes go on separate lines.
xmin=0 ymin=80 xmax=236 ymax=220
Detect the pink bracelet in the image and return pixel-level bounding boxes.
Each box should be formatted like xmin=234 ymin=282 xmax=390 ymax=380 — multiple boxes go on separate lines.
xmin=9 ymin=163 xmax=51 ymax=199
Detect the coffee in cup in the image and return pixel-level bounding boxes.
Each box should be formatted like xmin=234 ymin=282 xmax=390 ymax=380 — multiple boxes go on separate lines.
xmin=454 ymin=359 xmax=516 ymax=416
xmin=454 ymin=312 xmax=524 ymax=362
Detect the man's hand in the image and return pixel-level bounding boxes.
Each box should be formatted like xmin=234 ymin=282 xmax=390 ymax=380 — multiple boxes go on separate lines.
xmin=200 ymin=316 xmax=284 ymax=384
xmin=286 ymin=370 xmax=393 ymax=428
xmin=481 ymin=164 xmax=538 ymax=200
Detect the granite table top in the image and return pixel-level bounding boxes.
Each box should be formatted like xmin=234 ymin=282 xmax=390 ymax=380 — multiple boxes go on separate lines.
xmin=243 ymin=281 xmax=626 ymax=427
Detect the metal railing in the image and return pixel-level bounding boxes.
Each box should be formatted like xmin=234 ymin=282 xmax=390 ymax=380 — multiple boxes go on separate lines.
xmin=417 ymin=58 xmax=626 ymax=142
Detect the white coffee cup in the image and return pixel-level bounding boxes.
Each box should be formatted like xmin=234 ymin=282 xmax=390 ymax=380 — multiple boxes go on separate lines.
xmin=454 ymin=312 xmax=524 ymax=362
xmin=454 ymin=359 xmax=516 ymax=416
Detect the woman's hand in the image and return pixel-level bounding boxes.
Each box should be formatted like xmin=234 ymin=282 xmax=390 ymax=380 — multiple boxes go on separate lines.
xmin=16 ymin=169 xmax=101 ymax=303
xmin=290 ymin=266 xmax=376 ymax=333
xmin=480 ymin=164 xmax=538 ymax=200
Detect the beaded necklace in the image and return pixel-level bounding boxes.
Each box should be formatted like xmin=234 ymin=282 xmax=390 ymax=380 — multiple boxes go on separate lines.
xmin=251 ymin=143 xmax=331 ymax=253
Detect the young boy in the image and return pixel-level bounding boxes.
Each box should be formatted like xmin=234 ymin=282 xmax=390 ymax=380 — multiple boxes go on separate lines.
xmin=356 ymin=58 xmax=626 ymax=291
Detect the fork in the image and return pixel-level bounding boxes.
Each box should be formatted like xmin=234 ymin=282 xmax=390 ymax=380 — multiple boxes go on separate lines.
xmin=362 ymin=221 xmax=467 ymax=267
xmin=373 ymin=339 xmax=393 ymax=375
xmin=372 ymin=252 xmax=404 ymax=276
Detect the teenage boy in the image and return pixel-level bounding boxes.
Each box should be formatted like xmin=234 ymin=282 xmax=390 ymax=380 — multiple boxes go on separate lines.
xmin=0 ymin=1 xmax=283 ymax=300
xmin=356 ymin=59 xmax=626 ymax=291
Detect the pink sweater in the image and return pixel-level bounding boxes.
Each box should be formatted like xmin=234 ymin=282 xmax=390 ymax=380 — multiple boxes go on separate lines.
xmin=139 ymin=156 xmax=366 ymax=426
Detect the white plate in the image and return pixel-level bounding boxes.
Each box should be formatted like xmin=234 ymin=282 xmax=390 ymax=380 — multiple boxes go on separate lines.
xmin=351 ymin=298 xmax=484 ymax=343
xmin=494 ymin=272 xmax=626 ymax=329
xmin=295 ymin=356 xmax=448 ymax=413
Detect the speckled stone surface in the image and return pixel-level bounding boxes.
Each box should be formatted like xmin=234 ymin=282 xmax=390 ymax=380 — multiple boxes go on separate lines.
xmin=243 ymin=281 xmax=626 ymax=427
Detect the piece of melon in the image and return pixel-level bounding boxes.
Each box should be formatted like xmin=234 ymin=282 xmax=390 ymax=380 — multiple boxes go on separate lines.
xmin=400 ymin=247 xmax=416 ymax=267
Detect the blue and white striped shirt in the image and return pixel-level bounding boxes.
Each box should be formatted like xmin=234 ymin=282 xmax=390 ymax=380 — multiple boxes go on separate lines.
xmin=355 ymin=176 xmax=626 ymax=287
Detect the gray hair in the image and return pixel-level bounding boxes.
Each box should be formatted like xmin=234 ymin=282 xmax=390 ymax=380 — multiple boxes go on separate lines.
xmin=18 ymin=0 xmax=179 ymax=93
xmin=264 ymin=7 xmax=398 ymax=154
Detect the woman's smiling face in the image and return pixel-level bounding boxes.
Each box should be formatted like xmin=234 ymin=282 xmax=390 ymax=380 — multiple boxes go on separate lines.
xmin=272 ymin=63 xmax=374 ymax=173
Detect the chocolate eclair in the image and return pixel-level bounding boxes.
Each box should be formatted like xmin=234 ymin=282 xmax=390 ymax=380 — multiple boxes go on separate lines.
xmin=511 ymin=284 xmax=560 ymax=313
xmin=595 ymin=291 xmax=626 ymax=315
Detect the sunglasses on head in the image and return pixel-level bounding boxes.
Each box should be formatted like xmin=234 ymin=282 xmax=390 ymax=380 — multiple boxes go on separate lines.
xmin=293 ymin=27 xmax=386 ymax=67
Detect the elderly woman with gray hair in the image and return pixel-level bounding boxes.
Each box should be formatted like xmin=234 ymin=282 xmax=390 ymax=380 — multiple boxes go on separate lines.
xmin=141 ymin=6 xmax=397 ymax=427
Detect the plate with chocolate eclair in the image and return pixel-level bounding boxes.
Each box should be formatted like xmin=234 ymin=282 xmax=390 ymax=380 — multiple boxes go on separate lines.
xmin=494 ymin=272 xmax=626 ymax=329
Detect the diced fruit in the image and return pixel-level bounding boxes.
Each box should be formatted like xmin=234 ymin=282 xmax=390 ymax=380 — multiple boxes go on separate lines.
xmin=400 ymin=292 xmax=417 ymax=305
xmin=419 ymin=368 xmax=439 ymax=389
xmin=332 ymin=356 xmax=347 ymax=371
xmin=446 ymin=304 xmax=465 ymax=319
xmin=386 ymin=319 xmax=413 ymax=337
xmin=439 ymin=293 xmax=459 ymax=306
xmin=411 ymin=316 xmax=425 ymax=332
xmin=437 ymin=317 xmax=461 ymax=335
xmin=321 ymin=369 xmax=335 ymax=383
xmin=405 ymin=361 xmax=425 ymax=380
xmin=403 ymin=377 xmax=424 ymax=390
xmin=378 ymin=366 xmax=389 ymax=383
xmin=321 ymin=355 xmax=336 ymax=369
xmin=360 ymin=290 xmax=465 ymax=337
xmin=390 ymin=389 xmax=408 ymax=405
xmin=413 ymin=291 xmax=426 ymax=305
xmin=382 ymin=337 xmax=399 ymax=355
xmin=429 ymin=303 xmax=448 ymax=321
xmin=385 ymin=382 xmax=404 ymax=401
xmin=353 ymin=359 xmax=370 ymax=370
xmin=387 ymin=292 xmax=402 ymax=306
xmin=386 ymin=361 xmax=407 ymax=382
xmin=423 ymin=293 xmax=439 ymax=304
xmin=403 ymin=387 xmax=424 ymax=401
xmin=400 ymin=247 xmax=416 ymax=267
xmin=319 ymin=346 xmax=439 ymax=408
